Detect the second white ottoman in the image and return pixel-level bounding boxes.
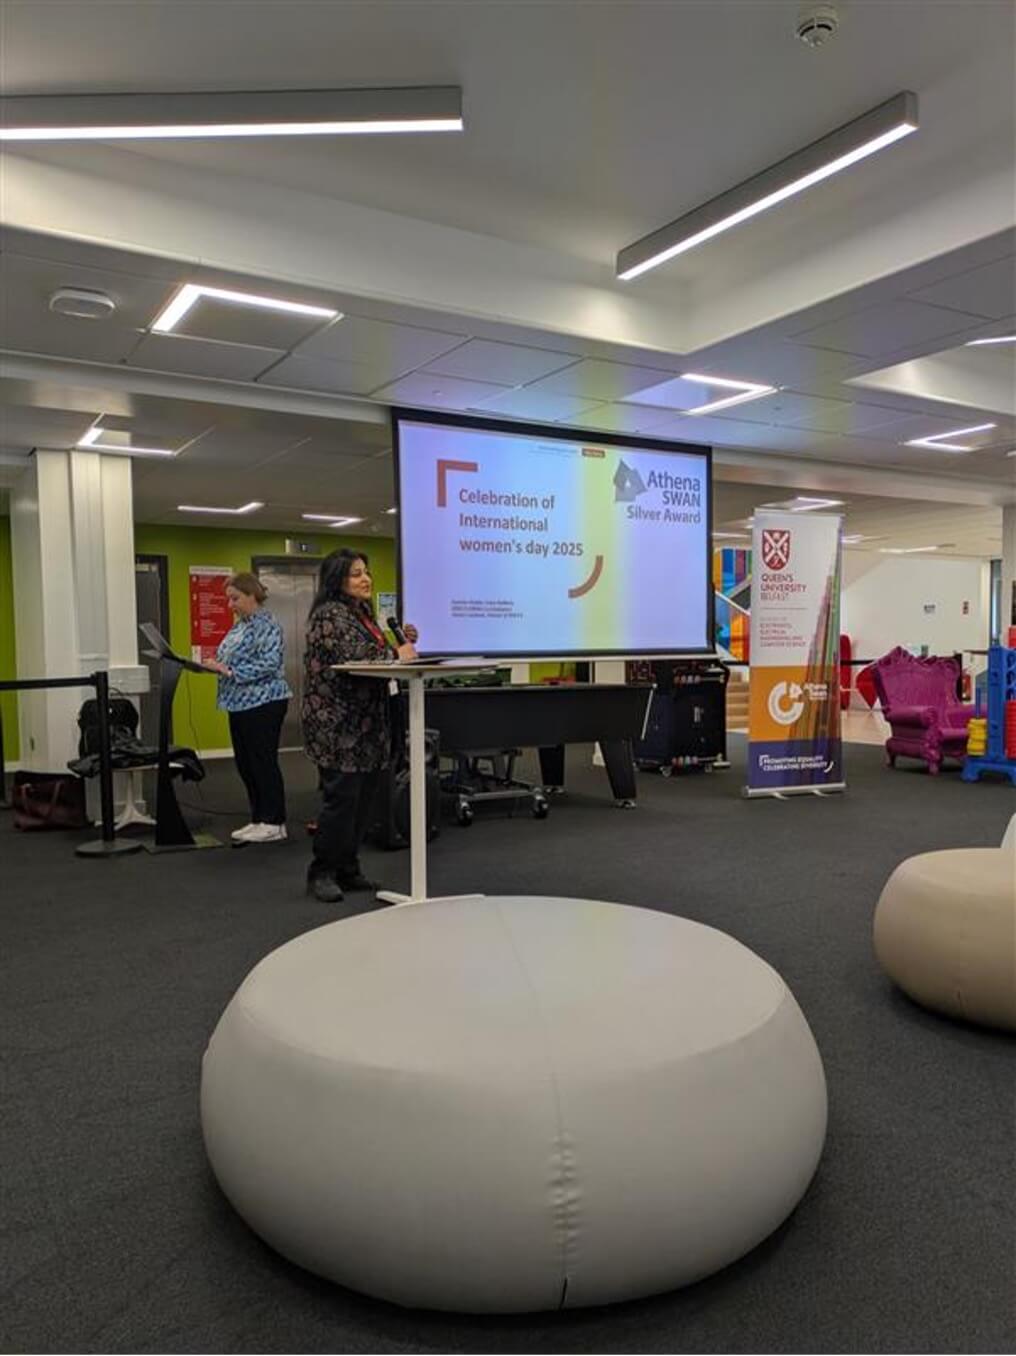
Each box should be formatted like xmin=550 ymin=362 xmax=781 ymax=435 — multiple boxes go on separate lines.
xmin=202 ymin=896 xmax=827 ymax=1312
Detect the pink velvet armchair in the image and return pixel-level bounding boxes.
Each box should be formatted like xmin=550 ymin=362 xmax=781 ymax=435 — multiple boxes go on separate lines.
xmin=872 ymin=647 xmax=974 ymax=775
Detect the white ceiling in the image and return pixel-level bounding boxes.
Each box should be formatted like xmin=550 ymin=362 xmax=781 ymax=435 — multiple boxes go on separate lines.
xmin=3 ymin=0 xmax=1012 ymax=275
xmin=0 ymin=0 xmax=1013 ymax=554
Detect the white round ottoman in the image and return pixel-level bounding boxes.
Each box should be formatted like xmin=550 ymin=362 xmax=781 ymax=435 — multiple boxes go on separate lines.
xmin=874 ymin=817 xmax=1016 ymax=1031
xmin=201 ymin=896 xmax=827 ymax=1312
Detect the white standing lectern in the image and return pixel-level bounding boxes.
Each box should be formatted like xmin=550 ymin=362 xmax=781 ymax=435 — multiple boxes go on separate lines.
xmin=331 ymin=661 xmax=494 ymax=905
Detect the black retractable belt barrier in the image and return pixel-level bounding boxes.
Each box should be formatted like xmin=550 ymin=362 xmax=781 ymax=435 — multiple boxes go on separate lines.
xmin=0 ymin=671 xmax=142 ymax=857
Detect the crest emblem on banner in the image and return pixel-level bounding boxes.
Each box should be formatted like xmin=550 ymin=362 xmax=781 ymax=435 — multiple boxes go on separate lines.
xmin=762 ymin=528 xmax=791 ymax=570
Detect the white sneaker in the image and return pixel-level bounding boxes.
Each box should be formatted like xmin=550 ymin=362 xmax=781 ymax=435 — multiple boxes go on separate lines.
xmin=231 ymin=822 xmax=259 ymax=842
xmin=244 ymin=823 xmax=288 ymax=843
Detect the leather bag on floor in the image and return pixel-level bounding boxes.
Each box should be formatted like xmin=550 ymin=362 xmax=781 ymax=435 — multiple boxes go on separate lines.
xmin=12 ymin=771 xmax=90 ymax=831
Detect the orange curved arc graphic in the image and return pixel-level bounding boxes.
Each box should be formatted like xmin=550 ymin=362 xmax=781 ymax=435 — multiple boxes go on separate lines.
xmin=568 ymin=554 xmax=604 ymax=599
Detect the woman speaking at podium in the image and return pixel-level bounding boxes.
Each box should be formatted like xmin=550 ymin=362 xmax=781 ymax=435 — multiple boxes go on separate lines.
xmin=204 ymin=572 xmax=292 ymax=844
xmin=302 ymin=549 xmax=418 ymax=904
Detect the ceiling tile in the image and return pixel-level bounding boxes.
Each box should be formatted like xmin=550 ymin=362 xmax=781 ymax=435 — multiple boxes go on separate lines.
xmin=371 ymin=372 xmax=511 ymax=409
xmin=273 ymin=445 xmax=387 ymax=476
xmin=1 ymin=253 xmax=181 ymax=331
xmin=471 ymin=389 xmax=603 ymax=422
xmin=296 ymin=315 xmax=468 ymax=369
xmin=781 ymin=401 xmax=920 ymax=435
xmin=0 ymin=403 xmax=98 ymax=448
xmin=423 ymin=339 xmax=580 ymax=385
xmin=173 ymin=294 xmax=334 ymax=348
xmin=177 ymin=429 xmax=311 ymax=466
xmin=907 ymin=256 xmax=1016 ymax=320
xmin=525 ymin=358 xmax=679 ymax=401
xmin=856 ymin=413 xmax=1014 ymax=446
xmin=0 ymin=308 xmax=143 ymax=365
xmin=619 ymin=374 xmax=725 ymax=410
xmin=129 ymin=333 xmax=285 ymax=381
xmin=259 ymin=354 xmax=397 ymax=396
xmin=1 ymin=230 xmax=186 ymax=281
xmin=789 ymin=300 xmax=987 ymax=358
xmin=567 ymin=403 xmax=678 ymax=435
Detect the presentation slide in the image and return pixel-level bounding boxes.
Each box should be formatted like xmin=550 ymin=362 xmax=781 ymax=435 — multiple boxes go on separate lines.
xmin=395 ymin=412 xmax=711 ymax=656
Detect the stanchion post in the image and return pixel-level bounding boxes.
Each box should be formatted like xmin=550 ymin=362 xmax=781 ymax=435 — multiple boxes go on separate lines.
xmin=0 ymin=703 xmax=8 ymax=808
xmin=93 ymin=670 xmax=116 ymax=843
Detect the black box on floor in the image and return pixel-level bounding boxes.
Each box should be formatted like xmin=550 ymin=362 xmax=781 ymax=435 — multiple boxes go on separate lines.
xmin=635 ymin=661 xmax=728 ymax=770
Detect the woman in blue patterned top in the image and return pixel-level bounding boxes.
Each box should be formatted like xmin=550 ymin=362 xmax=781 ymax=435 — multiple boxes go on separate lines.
xmin=204 ymin=572 xmax=292 ymax=845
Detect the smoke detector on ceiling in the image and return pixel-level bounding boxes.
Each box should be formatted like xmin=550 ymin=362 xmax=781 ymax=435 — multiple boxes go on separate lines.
xmin=796 ymin=2 xmax=840 ymax=47
xmin=49 ymin=287 xmax=116 ymax=320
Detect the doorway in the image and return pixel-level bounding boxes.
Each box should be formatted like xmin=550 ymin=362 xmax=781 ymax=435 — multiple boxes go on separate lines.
xmin=253 ymin=558 xmax=319 ymax=750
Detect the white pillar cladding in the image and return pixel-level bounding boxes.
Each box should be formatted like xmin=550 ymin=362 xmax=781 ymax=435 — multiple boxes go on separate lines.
xmin=1003 ymin=503 xmax=1016 ymax=633
xmin=11 ymin=448 xmax=145 ymax=772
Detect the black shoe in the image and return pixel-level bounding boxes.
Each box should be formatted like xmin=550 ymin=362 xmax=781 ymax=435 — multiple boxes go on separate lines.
xmin=307 ymin=875 xmax=344 ymax=904
xmin=337 ymin=873 xmax=380 ymax=893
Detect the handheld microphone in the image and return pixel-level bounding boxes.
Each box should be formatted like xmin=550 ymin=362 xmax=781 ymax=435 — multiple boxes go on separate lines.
xmin=386 ymin=616 xmax=408 ymax=647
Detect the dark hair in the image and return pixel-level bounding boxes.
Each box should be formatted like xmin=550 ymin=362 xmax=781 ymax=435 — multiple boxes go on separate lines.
xmin=227 ymin=571 xmax=267 ymax=604
xmin=309 ymin=549 xmax=370 ymax=617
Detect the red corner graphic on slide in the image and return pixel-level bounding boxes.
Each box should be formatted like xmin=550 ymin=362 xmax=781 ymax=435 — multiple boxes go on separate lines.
xmin=436 ymin=459 xmax=479 ymax=507
xmin=568 ymin=554 xmax=604 ymax=599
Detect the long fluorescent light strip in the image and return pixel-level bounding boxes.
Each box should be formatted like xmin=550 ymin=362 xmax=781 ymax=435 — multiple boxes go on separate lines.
xmin=77 ymin=427 xmax=176 ymax=456
xmin=618 ymin=94 xmax=917 ymax=280
xmin=880 ymin=546 xmax=941 ymax=554
xmin=684 ymin=386 xmax=777 ymax=415
xmin=153 ymin=284 xmax=338 ymax=333
xmin=1 ymin=118 xmax=462 ymax=141
xmin=302 ymin=514 xmax=363 ymax=526
xmin=904 ymin=423 xmax=996 ymax=452
xmin=178 ymin=502 xmax=263 ymax=515
xmin=965 ymin=335 xmax=1016 ymax=346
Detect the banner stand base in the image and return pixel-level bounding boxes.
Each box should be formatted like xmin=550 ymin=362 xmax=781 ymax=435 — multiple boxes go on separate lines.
xmin=742 ymin=783 xmax=847 ymax=799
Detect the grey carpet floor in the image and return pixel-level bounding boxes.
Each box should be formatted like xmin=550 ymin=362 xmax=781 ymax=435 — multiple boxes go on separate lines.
xmin=1 ymin=738 xmax=1014 ymax=1354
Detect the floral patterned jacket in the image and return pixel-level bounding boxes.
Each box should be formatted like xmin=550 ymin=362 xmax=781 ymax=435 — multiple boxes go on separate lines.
xmin=302 ymin=599 xmax=396 ymax=771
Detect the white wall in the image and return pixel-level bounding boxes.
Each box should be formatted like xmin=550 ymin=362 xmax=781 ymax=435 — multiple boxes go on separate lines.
xmin=841 ymin=554 xmax=990 ymax=671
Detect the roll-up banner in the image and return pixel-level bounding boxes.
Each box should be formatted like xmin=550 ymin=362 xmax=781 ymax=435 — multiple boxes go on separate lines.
xmin=745 ymin=511 xmax=844 ymax=797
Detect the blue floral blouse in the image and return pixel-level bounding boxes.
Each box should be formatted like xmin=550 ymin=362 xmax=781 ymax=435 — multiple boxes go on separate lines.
xmin=215 ymin=609 xmax=292 ymax=713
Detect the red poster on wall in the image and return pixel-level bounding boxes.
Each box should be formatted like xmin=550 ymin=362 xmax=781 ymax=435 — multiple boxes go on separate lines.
xmin=189 ymin=566 xmax=233 ymax=663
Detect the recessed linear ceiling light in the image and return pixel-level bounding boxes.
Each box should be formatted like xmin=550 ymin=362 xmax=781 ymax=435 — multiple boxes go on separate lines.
xmin=879 ymin=545 xmax=943 ymax=555
xmin=0 ymin=87 xmax=463 ymax=141
xmin=681 ymin=373 xmax=778 ymax=415
xmin=763 ymin=495 xmax=845 ymax=512
xmin=904 ymin=423 xmax=996 ymax=453
xmin=965 ymin=335 xmax=1016 ymax=346
xmin=617 ymin=91 xmax=918 ymax=280
xmin=77 ymin=426 xmax=177 ymax=457
xmin=712 ymin=531 xmax=750 ymax=538
xmin=627 ymin=371 xmax=778 ymax=415
xmin=385 ymin=507 xmax=398 ymax=515
xmin=302 ymin=513 xmax=363 ymax=527
xmin=152 ymin=284 xmax=339 ymax=334
xmin=178 ymin=501 xmax=264 ymax=515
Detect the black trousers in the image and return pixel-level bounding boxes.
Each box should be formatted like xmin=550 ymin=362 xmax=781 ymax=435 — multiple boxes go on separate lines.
xmin=310 ymin=767 xmax=382 ymax=882
xmin=228 ymin=699 xmax=289 ymax=825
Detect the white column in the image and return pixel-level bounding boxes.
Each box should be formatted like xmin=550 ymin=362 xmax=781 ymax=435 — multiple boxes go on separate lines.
xmin=1002 ymin=504 xmax=1016 ymax=637
xmin=11 ymin=449 xmax=144 ymax=772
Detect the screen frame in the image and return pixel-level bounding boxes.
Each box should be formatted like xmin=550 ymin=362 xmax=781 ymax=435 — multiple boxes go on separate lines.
xmin=391 ymin=406 xmax=715 ymax=659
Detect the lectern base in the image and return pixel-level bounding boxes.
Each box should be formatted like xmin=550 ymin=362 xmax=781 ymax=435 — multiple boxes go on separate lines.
xmin=76 ymin=838 xmax=144 ymax=858
xmin=143 ymin=831 xmax=223 ymax=854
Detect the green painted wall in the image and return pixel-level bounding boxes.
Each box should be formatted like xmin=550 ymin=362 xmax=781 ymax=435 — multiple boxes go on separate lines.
xmin=0 ymin=516 xmax=18 ymax=760
xmin=134 ymin=524 xmax=395 ymax=750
